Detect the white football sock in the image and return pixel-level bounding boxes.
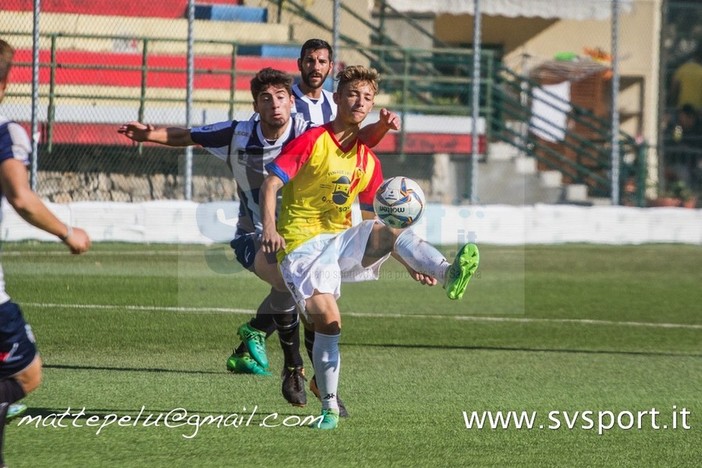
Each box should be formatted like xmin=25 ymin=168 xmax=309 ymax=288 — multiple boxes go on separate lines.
xmin=394 ymin=229 xmax=450 ymax=282
xmin=312 ymin=332 xmax=340 ymax=412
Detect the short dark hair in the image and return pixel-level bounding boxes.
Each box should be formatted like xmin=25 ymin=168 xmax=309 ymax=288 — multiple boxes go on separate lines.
xmin=250 ymin=67 xmax=293 ymax=100
xmin=0 ymin=39 xmax=15 ymax=83
xmin=299 ymin=38 xmax=333 ymax=61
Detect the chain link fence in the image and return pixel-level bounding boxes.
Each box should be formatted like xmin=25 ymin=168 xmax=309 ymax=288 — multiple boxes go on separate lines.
xmin=1 ymin=1 xmax=658 ymax=206
xmin=1 ymin=1 xmax=295 ymax=203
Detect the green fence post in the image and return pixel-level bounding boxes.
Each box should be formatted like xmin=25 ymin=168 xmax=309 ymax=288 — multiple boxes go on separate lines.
xmin=399 ymin=48 xmax=409 ymax=158
xmin=138 ymin=38 xmax=149 ymax=155
xmin=637 ymin=142 xmax=647 ymax=207
xmin=47 ymin=34 xmax=57 ymax=154
xmin=229 ymin=43 xmax=237 ymax=122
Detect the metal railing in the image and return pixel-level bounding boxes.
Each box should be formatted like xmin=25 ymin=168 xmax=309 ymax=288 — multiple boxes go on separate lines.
xmin=490 ymin=65 xmax=647 ymax=206
xmin=3 ymin=29 xmax=647 ymax=205
xmin=269 ymin=0 xmax=646 ymax=205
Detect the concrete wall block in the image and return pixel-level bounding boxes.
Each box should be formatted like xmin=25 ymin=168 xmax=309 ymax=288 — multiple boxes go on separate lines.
xmin=565 ymin=184 xmax=589 ymax=202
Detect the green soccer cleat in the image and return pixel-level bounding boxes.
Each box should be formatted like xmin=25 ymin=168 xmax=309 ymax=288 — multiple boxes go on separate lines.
xmin=444 ymin=243 xmax=480 ymax=300
xmin=226 ymin=351 xmax=271 ymax=376
xmin=310 ymin=408 xmax=339 ymax=430
xmin=6 ymin=403 xmax=27 ymax=422
xmin=237 ymin=322 xmax=269 ymax=369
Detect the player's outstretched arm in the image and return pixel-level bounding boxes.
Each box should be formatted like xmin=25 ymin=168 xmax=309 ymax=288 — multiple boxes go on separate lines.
xmin=0 ymin=159 xmax=90 ymax=254
xmin=359 ymin=108 xmax=400 ymax=148
xmin=117 ymin=121 xmax=196 ymax=147
xmin=259 ymin=174 xmax=286 ymax=254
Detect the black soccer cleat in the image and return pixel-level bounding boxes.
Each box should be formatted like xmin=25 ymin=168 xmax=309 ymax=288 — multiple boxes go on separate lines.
xmin=282 ymin=366 xmax=307 ymax=407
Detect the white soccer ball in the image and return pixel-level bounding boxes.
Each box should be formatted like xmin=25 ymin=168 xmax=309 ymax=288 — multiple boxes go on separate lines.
xmin=373 ymin=176 xmax=425 ymax=229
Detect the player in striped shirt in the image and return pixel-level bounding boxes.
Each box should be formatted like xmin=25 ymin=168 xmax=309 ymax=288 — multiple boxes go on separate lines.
xmin=260 ymin=65 xmax=479 ymax=429
xmin=118 ymin=68 xmax=398 ymax=410
xmin=292 ymin=38 xmax=337 ymax=125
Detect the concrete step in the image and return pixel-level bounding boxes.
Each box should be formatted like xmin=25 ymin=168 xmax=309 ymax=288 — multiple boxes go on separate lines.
xmin=564 ymin=184 xmax=588 ymax=202
xmin=540 ymin=170 xmax=562 ymax=188
xmin=487 ymin=141 xmax=515 ymax=161
xmin=514 ymin=156 xmax=537 ymax=175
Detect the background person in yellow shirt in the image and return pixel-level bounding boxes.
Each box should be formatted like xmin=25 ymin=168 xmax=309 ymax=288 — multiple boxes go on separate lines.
xmin=671 ymin=45 xmax=702 ymax=111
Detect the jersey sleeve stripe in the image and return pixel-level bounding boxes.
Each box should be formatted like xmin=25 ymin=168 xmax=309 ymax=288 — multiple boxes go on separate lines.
xmin=265 ymin=162 xmax=289 ymax=184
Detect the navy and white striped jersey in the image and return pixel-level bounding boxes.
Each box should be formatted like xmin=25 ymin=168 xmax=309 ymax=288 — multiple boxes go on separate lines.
xmin=0 ymin=116 xmax=31 ymax=303
xmin=190 ymin=113 xmax=311 ymax=236
xmin=291 ymin=83 xmax=336 ymax=125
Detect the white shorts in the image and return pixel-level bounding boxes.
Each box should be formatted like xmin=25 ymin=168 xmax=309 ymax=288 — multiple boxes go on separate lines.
xmin=280 ymin=220 xmax=390 ymax=312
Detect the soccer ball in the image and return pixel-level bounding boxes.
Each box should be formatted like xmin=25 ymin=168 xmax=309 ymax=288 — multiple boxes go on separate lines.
xmin=373 ymin=176 xmax=425 ymax=229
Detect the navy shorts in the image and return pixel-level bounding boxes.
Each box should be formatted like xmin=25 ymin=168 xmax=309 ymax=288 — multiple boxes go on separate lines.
xmin=0 ymin=301 xmax=38 ymax=379
xmin=230 ymin=233 xmax=259 ymax=271
xmin=230 ymin=233 xmax=278 ymax=272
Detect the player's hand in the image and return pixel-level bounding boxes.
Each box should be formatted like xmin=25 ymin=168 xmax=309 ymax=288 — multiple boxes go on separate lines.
xmin=63 ymin=227 xmax=91 ymax=255
xmin=379 ymin=108 xmax=401 ymax=132
xmin=117 ymin=121 xmax=154 ymax=143
xmin=260 ymin=228 xmax=285 ymax=254
xmin=405 ymin=265 xmax=438 ymax=286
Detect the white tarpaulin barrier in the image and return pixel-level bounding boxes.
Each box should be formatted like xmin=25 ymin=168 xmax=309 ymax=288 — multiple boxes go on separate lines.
xmin=2 ymin=201 xmax=700 ymax=246
xmin=385 ymin=0 xmax=633 ymax=20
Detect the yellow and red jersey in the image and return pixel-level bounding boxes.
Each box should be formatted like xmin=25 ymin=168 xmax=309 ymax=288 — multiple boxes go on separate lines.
xmin=266 ymin=123 xmax=384 ymax=256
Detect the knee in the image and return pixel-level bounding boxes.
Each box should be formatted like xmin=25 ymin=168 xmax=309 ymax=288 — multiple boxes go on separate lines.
xmin=314 ymin=316 xmax=341 ymax=335
xmin=17 ymin=355 xmax=42 ymax=394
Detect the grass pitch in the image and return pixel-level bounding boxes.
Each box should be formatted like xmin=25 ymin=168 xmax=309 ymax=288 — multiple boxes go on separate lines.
xmin=2 ymin=242 xmax=701 ymax=467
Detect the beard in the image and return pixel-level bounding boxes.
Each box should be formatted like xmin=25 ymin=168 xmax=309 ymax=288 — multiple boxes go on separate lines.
xmin=302 ymin=71 xmax=328 ymax=89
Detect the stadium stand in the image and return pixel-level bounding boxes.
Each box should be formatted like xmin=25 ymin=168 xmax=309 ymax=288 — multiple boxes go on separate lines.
xmin=2 ymin=0 xmax=244 ymax=18
xmin=1 ymin=1 xmax=487 ymax=155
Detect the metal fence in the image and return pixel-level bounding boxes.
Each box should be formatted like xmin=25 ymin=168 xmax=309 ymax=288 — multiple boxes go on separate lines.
xmin=659 ymin=0 xmax=702 ymax=204
xmin=0 ymin=0 xmax=655 ymax=206
xmin=0 ymin=1 xmax=485 ymax=204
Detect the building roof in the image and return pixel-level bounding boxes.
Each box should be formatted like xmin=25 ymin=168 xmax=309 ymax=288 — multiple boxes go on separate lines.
xmin=385 ymin=0 xmax=633 ymax=21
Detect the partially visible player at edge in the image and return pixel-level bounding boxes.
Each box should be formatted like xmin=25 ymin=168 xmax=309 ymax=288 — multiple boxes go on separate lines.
xmin=117 ymin=66 xmax=399 ymax=413
xmin=260 ymin=65 xmax=479 ymax=430
xmin=0 ymin=38 xmax=92 ymax=468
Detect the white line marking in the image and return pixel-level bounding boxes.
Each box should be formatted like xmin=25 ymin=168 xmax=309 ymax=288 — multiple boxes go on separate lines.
xmin=25 ymin=302 xmax=254 ymax=315
xmin=2 ymin=250 xmax=198 ymax=257
xmin=24 ymin=302 xmax=702 ymax=330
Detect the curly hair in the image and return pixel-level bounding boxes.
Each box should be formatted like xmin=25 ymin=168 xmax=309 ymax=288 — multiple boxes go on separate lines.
xmin=250 ymin=67 xmax=293 ymax=100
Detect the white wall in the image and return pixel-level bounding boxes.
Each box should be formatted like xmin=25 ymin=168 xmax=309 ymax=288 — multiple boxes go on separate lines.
xmin=3 ymin=201 xmax=701 ymax=246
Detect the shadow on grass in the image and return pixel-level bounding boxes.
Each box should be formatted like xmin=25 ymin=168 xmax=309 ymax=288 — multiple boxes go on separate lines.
xmin=43 ymin=364 xmax=224 ymax=375
xmin=342 ymin=342 xmax=702 ymax=358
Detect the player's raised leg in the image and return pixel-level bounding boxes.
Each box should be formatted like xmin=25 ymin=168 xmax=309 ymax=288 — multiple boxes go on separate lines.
xmin=393 ymin=228 xmax=479 ymax=300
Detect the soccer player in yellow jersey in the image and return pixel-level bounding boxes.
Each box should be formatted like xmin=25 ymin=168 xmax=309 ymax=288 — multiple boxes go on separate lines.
xmin=260 ymin=65 xmax=479 ymax=429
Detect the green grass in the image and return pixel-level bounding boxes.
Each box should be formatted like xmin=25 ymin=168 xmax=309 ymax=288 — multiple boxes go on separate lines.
xmin=2 ymin=242 xmax=701 ymax=467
